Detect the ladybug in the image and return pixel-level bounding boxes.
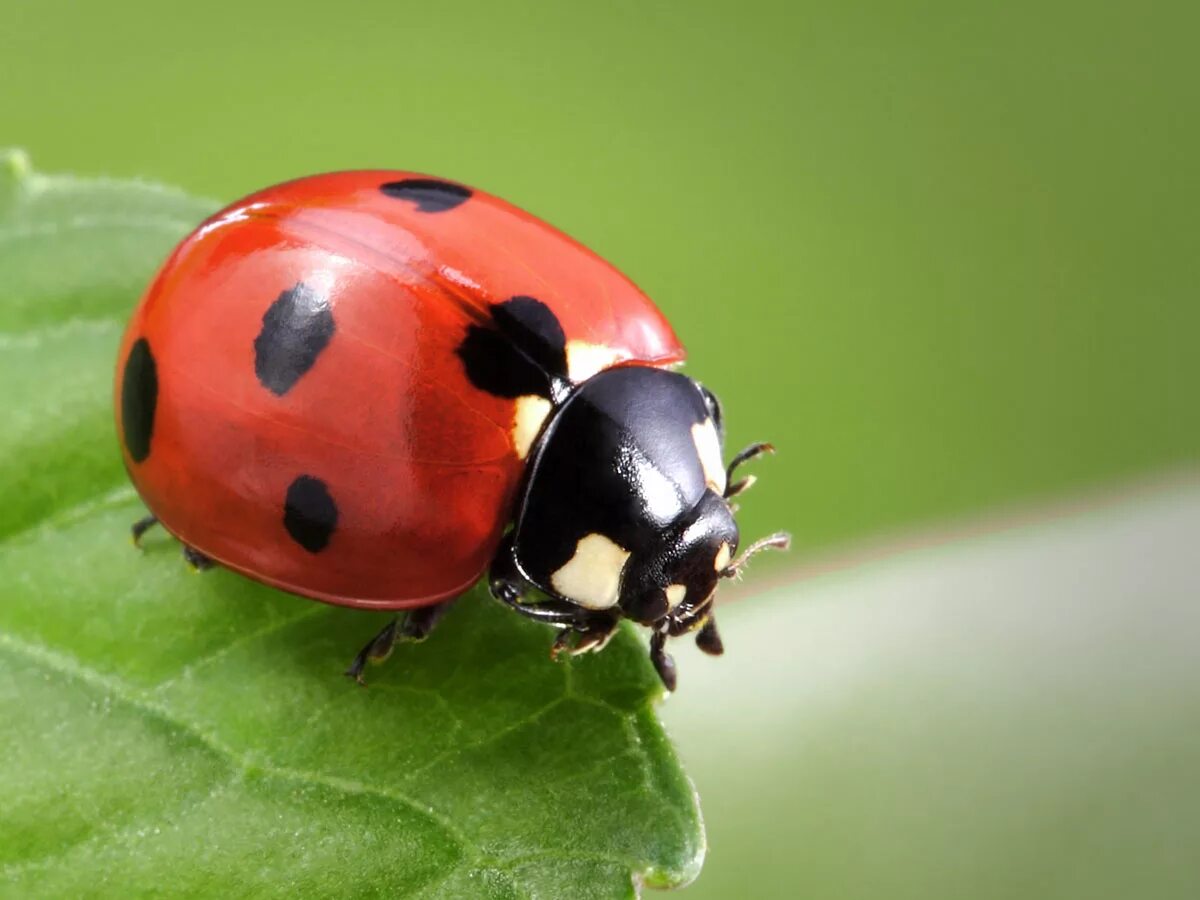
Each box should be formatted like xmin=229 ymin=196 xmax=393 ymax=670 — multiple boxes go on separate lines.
xmin=115 ymin=171 xmax=788 ymax=691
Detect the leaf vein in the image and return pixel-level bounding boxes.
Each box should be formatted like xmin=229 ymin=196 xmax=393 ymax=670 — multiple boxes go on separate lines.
xmin=0 ymin=776 xmax=239 ymax=881
xmin=0 ymin=215 xmax=200 ymax=245
xmin=0 ymin=316 xmax=123 ymax=348
xmin=400 ymin=696 xmax=568 ymax=782
xmin=1 ymin=483 xmax=138 ymax=547
xmin=0 ymin=630 xmax=479 ymax=860
xmin=153 ymin=603 xmax=329 ymax=690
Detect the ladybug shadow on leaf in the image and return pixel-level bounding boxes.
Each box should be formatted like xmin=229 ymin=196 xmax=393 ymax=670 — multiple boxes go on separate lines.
xmin=133 ymin=525 xmax=660 ymax=765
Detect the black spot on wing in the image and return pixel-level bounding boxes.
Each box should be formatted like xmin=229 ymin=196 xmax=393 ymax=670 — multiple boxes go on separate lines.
xmin=492 ymin=296 xmax=568 ymax=376
xmin=283 ymin=475 xmax=338 ymax=553
xmin=254 ymin=282 xmax=335 ymax=396
xmin=379 ymin=178 xmax=472 ymax=212
xmin=121 ymin=338 xmax=157 ymax=463
xmin=457 ymin=327 xmax=549 ymax=398
xmin=456 ymin=296 xmax=568 ymax=399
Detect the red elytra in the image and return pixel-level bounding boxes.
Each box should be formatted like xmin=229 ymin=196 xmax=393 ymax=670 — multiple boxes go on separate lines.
xmin=114 ymin=171 xmax=684 ymax=609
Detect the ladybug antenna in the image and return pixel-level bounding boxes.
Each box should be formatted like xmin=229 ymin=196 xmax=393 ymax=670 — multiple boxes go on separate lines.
xmin=720 ymin=531 xmax=791 ymax=580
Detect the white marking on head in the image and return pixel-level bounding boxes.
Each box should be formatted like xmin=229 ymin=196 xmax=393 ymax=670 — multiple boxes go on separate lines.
xmin=550 ymin=533 xmax=631 ymax=610
xmin=714 ymin=542 xmax=732 ymax=572
xmin=665 ymin=584 xmax=687 ymax=609
xmin=566 ymin=340 xmax=622 ymax=383
xmin=692 ymin=419 xmax=727 ymax=494
xmin=512 ymin=395 xmax=553 ymax=459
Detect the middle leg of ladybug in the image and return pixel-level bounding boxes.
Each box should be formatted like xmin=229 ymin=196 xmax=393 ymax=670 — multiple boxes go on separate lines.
xmin=345 ymin=599 xmax=457 ymax=685
xmin=490 ymin=534 xmax=621 ymax=659
xmin=488 ymin=534 xmax=584 ymax=626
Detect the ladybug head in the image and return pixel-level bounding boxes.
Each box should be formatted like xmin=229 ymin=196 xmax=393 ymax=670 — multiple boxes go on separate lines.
xmin=617 ymin=489 xmax=740 ymax=626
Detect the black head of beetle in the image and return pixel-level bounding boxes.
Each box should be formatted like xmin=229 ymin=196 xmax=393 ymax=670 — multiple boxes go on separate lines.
xmin=617 ymin=489 xmax=738 ymax=624
xmin=489 ymin=365 xmax=788 ymax=691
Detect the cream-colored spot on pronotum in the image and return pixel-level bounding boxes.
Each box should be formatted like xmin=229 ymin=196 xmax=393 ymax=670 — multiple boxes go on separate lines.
xmin=566 ymin=340 xmax=623 ymax=383
xmin=665 ymin=584 xmax=687 ymax=608
xmin=692 ymin=419 xmax=727 ymax=494
xmin=714 ymin=541 xmax=732 ymax=572
xmin=512 ymin=395 xmax=553 ymax=459
xmin=550 ymin=533 xmax=631 ymax=610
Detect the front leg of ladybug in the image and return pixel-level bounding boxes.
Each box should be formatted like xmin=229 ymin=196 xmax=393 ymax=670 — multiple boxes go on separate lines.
xmin=549 ymin=612 xmax=621 ymax=660
xmin=345 ymin=599 xmax=457 ymax=686
xmin=648 ymin=629 xmax=677 ymax=693
xmin=694 ymin=615 xmax=724 ymax=656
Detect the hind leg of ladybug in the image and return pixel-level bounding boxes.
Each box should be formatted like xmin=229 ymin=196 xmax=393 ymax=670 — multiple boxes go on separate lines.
xmin=345 ymin=599 xmax=457 ymax=686
xmin=131 ymin=514 xmax=159 ymax=547
xmin=182 ymin=544 xmax=215 ymax=571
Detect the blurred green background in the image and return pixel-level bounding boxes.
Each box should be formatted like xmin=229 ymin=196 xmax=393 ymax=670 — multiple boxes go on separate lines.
xmin=4 ymin=0 xmax=1198 ymax=896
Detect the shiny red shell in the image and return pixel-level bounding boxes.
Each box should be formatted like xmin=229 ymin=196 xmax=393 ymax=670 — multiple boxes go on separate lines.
xmin=114 ymin=171 xmax=684 ymax=609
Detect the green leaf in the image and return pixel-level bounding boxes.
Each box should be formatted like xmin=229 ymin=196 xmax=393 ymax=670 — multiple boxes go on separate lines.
xmin=0 ymin=154 xmax=703 ymax=898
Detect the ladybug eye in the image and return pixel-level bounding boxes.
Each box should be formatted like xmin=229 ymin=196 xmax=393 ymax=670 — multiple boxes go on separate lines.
xmin=699 ymin=384 xmax=724 ymax=438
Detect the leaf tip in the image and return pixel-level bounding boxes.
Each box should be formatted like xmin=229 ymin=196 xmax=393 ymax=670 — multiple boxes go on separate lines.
xmin=636 ymin=841 xmax=709 ymax=893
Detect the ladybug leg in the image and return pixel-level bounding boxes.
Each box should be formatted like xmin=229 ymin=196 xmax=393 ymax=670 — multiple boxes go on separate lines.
xmin=398 ymin=599 xmax=457 ymax=644
xmin=488 ymin=534 xmax=581 ymax=626
xmin=549 ymin=612 xmax=620 ymax=660
xmin=130 ymin=513 xmax=159 ymax=547
xmin=344 ymin=599 xmax=456 ymax=686
xmin=495 ymin=594 xmax=586 ymax=626
xmin=694 ymin=616 xmax=724 ymax=656
xmin=487 ymin=535 xmax=528 ymax=607
xmin=649 ymin=627 xmax=678 ymax=692
xmin=182 ymin=544 xmax=215 ymax=571
xmin=724 ymin=442 xmax=775 ymax=499
xmin=345 ymin=619 xmax=399 ymax=685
